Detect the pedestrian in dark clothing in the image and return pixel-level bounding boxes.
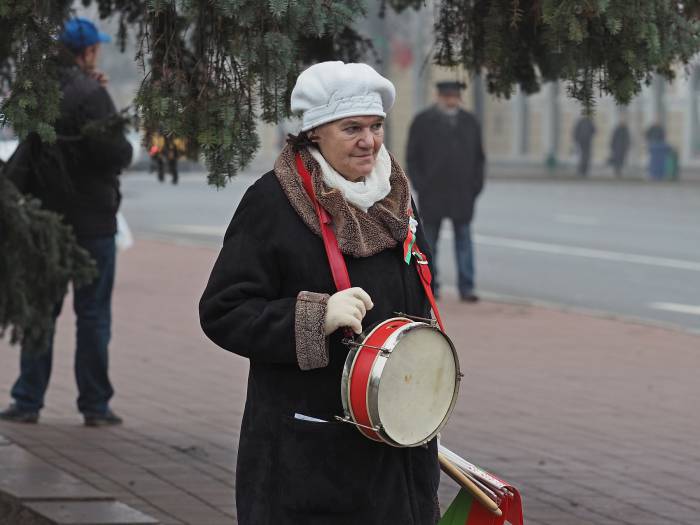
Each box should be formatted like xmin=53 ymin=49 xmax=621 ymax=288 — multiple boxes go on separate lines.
xmin=645 ymin=121 xmax=668 ymax=180
xmin=609 ymin=120 xmax=631 ymax=177
xmin=1 ymin=18 xmax=132 ymax=426
xmin=406 ymin=81 xmax=484 ymax=302
xmin=573 ymin=116 xmax=596 ymax=177
xmin=200 ymin=61 xmax=440 ymax=524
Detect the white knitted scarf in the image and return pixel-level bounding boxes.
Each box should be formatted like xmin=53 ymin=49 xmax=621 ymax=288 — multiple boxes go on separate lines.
xmin=309 ymin=145 xmax=392 ymax=213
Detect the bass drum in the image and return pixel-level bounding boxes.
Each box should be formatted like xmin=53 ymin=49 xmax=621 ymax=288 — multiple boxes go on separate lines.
xmin=341 ymin=317 xmax=461 ymax=447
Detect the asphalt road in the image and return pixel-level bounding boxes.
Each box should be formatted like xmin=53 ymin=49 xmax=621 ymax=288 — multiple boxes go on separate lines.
xmin=120 ymin=170 xmax=700 ymax=332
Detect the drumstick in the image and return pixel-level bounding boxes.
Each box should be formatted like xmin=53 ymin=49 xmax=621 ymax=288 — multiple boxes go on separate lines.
xmin=463 ymin=470 xmax=501 ymax=502
xmin=438 ymin=453 xmax=502 ymax=517
xmin=438 ymin=444 xmax=507 ymax=496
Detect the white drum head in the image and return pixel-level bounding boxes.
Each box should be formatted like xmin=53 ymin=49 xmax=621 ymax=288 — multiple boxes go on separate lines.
xmin=377 ymin=326 xmax=457 ymax=446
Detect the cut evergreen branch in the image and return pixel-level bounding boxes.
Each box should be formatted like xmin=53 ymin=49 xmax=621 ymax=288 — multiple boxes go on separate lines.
xmin=0 ymin=175 xmax=97 ymax=354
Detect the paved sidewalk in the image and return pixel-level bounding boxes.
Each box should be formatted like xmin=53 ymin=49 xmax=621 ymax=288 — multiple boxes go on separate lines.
xmin=1 ymin=240 xmax=699 ymax=524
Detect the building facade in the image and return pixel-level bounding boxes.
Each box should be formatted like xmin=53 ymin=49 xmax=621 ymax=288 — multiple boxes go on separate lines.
xmin=377 ymin=3 xmax=700 ymax=179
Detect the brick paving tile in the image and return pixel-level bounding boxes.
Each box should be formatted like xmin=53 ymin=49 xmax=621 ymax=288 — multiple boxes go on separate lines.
xmin=2 ymin=239 xmax=699 ymax=524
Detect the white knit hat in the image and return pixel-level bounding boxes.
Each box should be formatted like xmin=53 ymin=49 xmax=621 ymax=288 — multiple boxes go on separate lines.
xmin=290 ymin=61 xmax=396 ymax=132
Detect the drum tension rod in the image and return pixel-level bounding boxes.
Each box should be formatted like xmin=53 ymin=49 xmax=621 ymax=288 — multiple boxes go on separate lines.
xmin=334 ymin=415 xmax=382 ymax=432
xmin=342 ymin=338 xmax=391 ymax=354
xmin=393 ymin=312 xmax=438 ymax=326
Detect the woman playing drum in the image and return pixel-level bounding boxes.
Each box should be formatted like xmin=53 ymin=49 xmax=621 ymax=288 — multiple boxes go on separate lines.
xmin=200 ymin=61 xmax=443 ymax=524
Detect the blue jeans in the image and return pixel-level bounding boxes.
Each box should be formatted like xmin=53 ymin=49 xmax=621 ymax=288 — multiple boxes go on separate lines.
xmin=423 ymin=220 xmax=475 ymax=298
xmin=11 ymin=236 xmax=116 ymax=415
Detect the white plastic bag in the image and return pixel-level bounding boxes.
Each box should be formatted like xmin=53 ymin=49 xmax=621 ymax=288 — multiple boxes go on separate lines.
xmin=116 ymin=211 xmax=134 ymax=251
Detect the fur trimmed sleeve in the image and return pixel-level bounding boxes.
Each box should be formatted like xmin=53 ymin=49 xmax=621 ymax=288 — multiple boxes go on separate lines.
xmin=294 ymin=291 xmax=330 ymax=370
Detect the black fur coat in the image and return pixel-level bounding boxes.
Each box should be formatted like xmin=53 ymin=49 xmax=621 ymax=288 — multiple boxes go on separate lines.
xmin=200 ymin=169 xmax=441 ymax=525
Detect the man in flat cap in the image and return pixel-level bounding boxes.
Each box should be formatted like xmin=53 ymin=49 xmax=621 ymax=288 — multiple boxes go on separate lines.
xmin=406 ymin=81 xmax=485 ymax=302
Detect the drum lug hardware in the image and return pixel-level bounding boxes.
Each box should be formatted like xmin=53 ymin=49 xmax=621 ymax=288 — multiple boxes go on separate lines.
xmin=393 ymin=312 xmax=438 ymax=326
xmin=342 ymin=339 xmax=390 ymax=353
xmin=334 ymin=415 xmax=381 ymax=433
xmin=457 ymin=372 xmax=465 ymax=380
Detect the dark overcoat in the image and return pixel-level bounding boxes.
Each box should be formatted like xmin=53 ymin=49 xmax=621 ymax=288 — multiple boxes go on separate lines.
xmin=610 ymin=124 xmax=630 ymax=168
xmin=406 ymin=106 xmax=485 ymax=225
xmin=199 ymin=171 xmax=440 ymax=524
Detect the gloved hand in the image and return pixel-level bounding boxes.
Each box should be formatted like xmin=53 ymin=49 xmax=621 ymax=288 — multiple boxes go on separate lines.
xmin=324 ymin=287 xmax=374 ymax=335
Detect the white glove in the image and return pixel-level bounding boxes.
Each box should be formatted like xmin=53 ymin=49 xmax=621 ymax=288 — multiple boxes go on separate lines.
xmin=324 ymin=287 xmax=374 ymax=335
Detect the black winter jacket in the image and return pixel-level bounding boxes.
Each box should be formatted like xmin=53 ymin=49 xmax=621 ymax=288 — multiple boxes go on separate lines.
xmin=200 ymin=172 xmax=441 ymax=525
xmin=7 ymin=65 xmax=132 ymax=237
xmin=406 ymin=106 xmax=485 ymax=225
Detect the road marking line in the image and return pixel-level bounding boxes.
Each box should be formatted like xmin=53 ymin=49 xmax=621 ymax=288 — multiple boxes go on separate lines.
xmin=474 ymin=234 xmax=700 ymax=272
xmin=648 ymin=302 xmax=700 ymax=316
xmin=160 ymin=227 xmax=700 ymax=273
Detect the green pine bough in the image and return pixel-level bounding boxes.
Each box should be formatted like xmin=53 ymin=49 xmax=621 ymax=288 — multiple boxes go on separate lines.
xmin=2 ymin=0 xmax=700 ymax=352
xmin=0 ymin=0 xmax=367 ymax=352
xmin=395 ymin=0 xmax=700 ymax=109
xmin=0 ymin=176 xmax=97 ymax=354
xmin=3 ymin=1 xmax=700 ymax=177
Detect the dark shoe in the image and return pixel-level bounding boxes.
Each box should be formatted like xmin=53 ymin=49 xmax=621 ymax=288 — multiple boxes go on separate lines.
xmin=0 ymin=404 xmax=39 ymax=424
xmin=460 ymin=293 xmax=480 ymax=303
xmin=84 ymin=409 xmax=123 ymax=427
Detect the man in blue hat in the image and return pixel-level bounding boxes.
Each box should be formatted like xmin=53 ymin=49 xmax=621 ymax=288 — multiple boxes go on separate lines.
xmin=58 ymin=17 xmax=112 ymax=83
xmin=1 ymin=18 xmax=132 ymax=426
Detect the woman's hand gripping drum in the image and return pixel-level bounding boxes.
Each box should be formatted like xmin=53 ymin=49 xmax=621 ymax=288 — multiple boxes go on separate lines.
xmin=324 ymin=287 xmax=374 ymax=335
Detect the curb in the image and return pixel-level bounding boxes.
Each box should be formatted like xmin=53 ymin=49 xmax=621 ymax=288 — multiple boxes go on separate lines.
xmin=0 ymin=435 xmax=158 ymax=525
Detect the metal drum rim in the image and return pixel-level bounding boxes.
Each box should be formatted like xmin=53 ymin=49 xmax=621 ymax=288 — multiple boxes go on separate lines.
xmin=341 ymin=318 xmax=410 ymax=442
xmin=368 ymin=322 xmax=462 ymax=447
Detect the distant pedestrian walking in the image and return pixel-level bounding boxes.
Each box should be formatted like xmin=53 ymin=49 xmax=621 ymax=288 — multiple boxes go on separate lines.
xmin=148 ymin=133 xmax=186 ymax=185
xmin=645 ymin=121 xmax=668 ymax=180
xmin=609 ymin=120 xmax=631 ymax=177
xmin=573 ymin=116 xmax=596 ymax=177
xmin=407 ymin=81 xmax=485 ymax=302
xmin=1 ymin=18 xmax=132 ymax=426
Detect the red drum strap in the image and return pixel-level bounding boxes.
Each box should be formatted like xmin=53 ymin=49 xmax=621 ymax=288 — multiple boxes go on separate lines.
xmin=295 ymin=152 xmax=445 ymax=331
xmin=295 ymin=153 xmax=351 ymax=291
xmin=409 ymin=241 xmax=444 ymax=331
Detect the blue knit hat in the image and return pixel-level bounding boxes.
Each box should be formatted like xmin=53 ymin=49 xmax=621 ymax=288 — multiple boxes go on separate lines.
xmin=59 ymin=18 xmax=111 ymax=52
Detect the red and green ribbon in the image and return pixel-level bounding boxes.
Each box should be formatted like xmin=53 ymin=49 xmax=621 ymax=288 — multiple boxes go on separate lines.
xmin=403 ymin=216 xmax=417 ymax=264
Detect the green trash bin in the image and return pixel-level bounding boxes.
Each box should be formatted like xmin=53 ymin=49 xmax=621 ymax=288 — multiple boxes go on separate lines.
xmin=664 ymin=147 xmax=679 ymax=180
